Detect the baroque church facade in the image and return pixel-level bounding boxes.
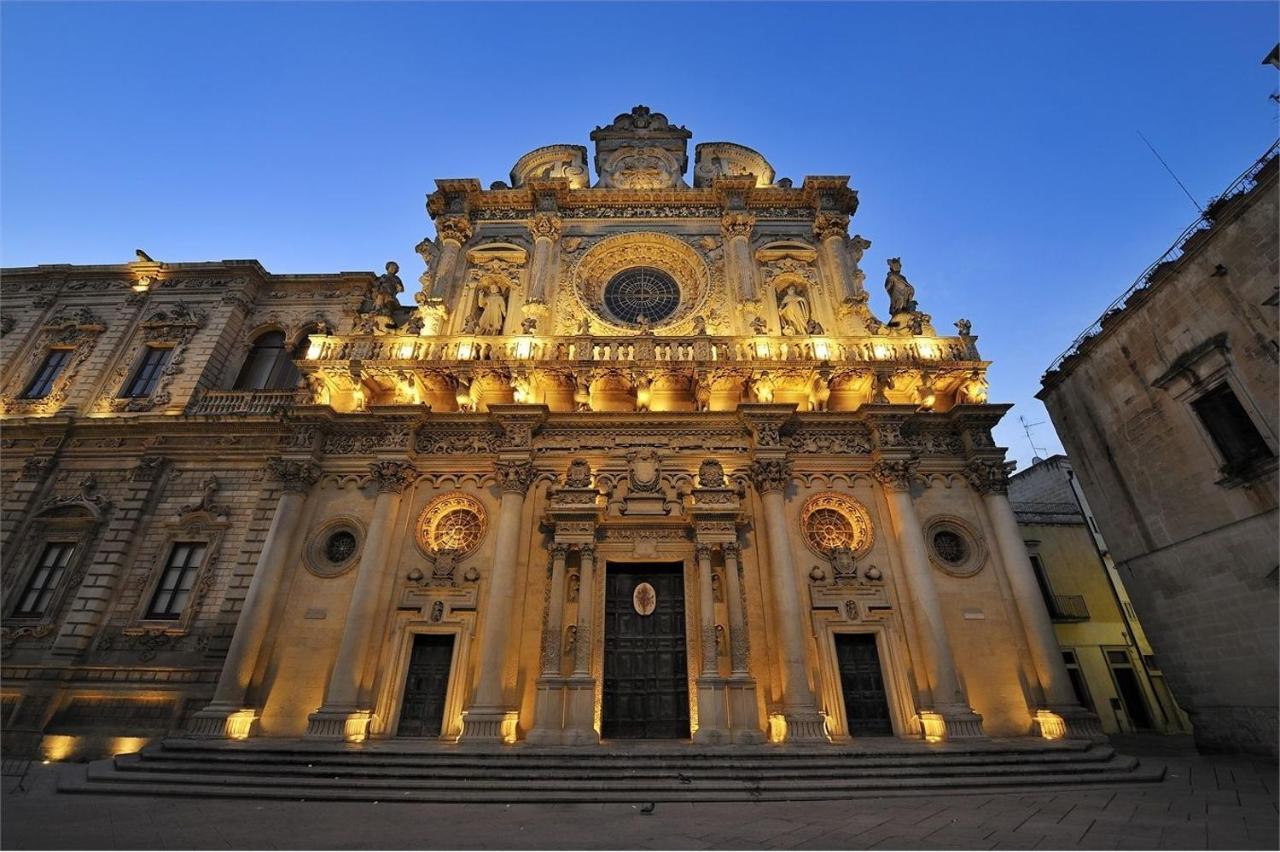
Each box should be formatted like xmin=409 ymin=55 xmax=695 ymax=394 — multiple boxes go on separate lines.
xmin=1 ymin=107 xmax=1098 ymax=754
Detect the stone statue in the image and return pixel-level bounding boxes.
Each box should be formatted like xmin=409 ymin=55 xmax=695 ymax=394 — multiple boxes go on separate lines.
xmin=805 ymin=318 xmax=825 ymax=335
xmin=521 ymin=316 xmax=538 ymax=334
xmin=748 ymin=314 xmax=767 ymax=335
xmin=371 ymin=262 xmax=403 ymax=314
xmin=955 ymin=318 xmax=972 ymax=337
xmin=578 ymin=316 xmax=593 ymax=336
xmin=884 ymin=258 xmax=917 ymax=316
xmin=475 ymin=285 xmax=507 ymax=335
xmin=691 ymin=315 xmax=707 ymax=335
xmin=778 ymin=285 xmax=810 ymax=335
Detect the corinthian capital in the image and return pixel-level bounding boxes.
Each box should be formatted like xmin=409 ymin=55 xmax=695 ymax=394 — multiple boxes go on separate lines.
xmin=528 ymin=213 xmax=562 ymax=243
xmin=720 ymin=212 xmax=756 ymax=240
xmin=812 ymin=212 xmax=850 ymax=242
xmin=494 ymin=460 xmax=537 ymax=494
xmin=963 ymin=458 xmax=1015 ymax=495
xmin=367 ymin=460 xmax=418 ymax=494
xmin=747 ymin=458 xmax=792 ymax=494
xmin=870 ymin=457 xmax=919 ymax=491
xmin=436 ymin=215 xmax=473 ymax=245
xmin=267 ymin=457 xmax=322 ymax=493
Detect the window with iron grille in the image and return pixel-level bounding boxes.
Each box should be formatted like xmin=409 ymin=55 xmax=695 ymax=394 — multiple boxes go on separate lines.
xmin=14 ymin=542 xmax=76 ymax=617
xmin=122 ymin=347 xmax=172 ymax=398
xmin=22 ymin=349 xmax=72 ymax=399
xmin=146 ymin=542 xmax=207 ymax=619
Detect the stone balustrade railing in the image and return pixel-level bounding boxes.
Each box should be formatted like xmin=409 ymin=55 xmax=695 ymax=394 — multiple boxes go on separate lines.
xmin=186 ymin=388 xmax=308 ymax=416
xmin=301 ymin=332 xmax=981 ymax=368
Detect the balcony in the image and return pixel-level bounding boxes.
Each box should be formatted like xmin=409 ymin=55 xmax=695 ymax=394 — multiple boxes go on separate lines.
xmin=186 ymin=388 xmax=307 ymax=417
xmin=1051 ymin=594 xmax=1090 ymax=622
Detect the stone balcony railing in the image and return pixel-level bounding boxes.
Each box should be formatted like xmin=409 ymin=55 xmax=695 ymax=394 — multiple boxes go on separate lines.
xmin=300 ymin=332 xmax=982 ymax=369
xmin=186 ymin=388 xmax=308 ymax=417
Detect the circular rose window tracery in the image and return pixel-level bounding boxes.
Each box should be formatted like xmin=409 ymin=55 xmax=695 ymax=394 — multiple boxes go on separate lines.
xmin=603 ymin=267 xmax=681 ymax=324
xmin=800 ymin=493 xmax=874 ymax=557
xmin=416 ymin=494 xmax=487 ymax=558
xmin=569 ymin=232 xmax=711 ymax=333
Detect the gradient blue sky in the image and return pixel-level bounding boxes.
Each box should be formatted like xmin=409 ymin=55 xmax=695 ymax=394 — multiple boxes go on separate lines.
xmin=3 ymin=2 xmax=1276 ymax=467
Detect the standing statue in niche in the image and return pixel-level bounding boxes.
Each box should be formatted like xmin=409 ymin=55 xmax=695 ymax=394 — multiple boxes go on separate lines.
xmin=884 ymin=258 xmax=918 ymax=316
xmin=778 ymin=285 xmax=810 ymax=335
xmin=475 ymin=284 xmax=507 ymax=335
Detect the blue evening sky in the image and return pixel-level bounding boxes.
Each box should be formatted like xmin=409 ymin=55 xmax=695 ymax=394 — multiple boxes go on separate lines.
xmin=3 ymin=2 xmax=1276 ymax=468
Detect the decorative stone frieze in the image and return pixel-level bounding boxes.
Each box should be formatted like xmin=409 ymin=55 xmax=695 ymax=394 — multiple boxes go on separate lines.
xmin=812 ymin=212 xmax=850 ymax=242
xmin=528 ymin=213 xmax=563 ymax=243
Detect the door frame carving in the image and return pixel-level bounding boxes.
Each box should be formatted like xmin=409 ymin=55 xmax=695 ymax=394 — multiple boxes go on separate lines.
xmin=374 ymin=621 xmax=470 ymax=740
xmin=813 ymin=620 xmax=916 ymax=740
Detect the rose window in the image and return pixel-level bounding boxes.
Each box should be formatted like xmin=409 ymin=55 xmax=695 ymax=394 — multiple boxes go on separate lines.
xmin=434 ymin=509 xmax=483 ymax=553
xmin=603 ymin=267 xmax=680 ymax=325
xmin=804 ymin=508 xmax=855 ymax=551
xmin=931 ymin=530 xmax=968 ymax=565
xmin=799 ymin=493 xmax=874 ymax=557
xmin=323 ymin=531 xmax=357 ymax=564
xmin=416 ymin=494 xmax=488 ymax=558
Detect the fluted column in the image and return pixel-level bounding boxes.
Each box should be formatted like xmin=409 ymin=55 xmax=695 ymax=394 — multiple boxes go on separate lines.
xmin=190 ymin=458 xmax=320 ymax=738
xmin=966 ymin=458 xmax=1102 ymax=739
xmin=525 ymin=213 xmax=561 ymax=306
xmin=430 ymin=215 xmax=473 ymax=306
xmin=813 ymin=213 xmax=856 ymax=303
xmin=873 ymin=457 xmax=985 ymax=739
xmin=748 ymin=458 xmax=828 ymax=742
xmin=306 ymin=461 xmax=417 ymax=740
xmin=721 ymin=213 xmax=758 ymax=302
xmin=460 ymin=459 xmax=535 ymax=743
xmin=563 ymin=543 xmax=599 ymax=744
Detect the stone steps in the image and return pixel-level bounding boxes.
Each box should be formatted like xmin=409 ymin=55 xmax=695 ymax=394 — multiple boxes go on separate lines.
xmin=60 ymin=737 xmax=1165 ymax=802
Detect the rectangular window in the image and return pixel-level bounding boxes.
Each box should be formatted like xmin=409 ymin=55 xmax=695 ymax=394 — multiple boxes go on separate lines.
xmin=22 ymin=350 xmax=72 ymax=399
xmin=1061 ymin=650 xmax=1095 ymax=713
xmin=14 ymin=542 xmax=75 ymax=617
xmin=122 ymin=347 xmax=172 ymax=398
xmin=146 ymin=542 xmax=207 ymax=619
xmin=1028 ymin=554 xmax=1058 ymax=614
xmin=1191 ymin=383 xmax=1273 ymax=471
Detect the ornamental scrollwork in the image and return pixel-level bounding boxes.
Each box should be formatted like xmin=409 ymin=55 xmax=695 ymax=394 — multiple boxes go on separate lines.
xmin=747 ymin=458 xmax=792 ymax=494
xmin=812 ymin=212 xmax=850 ymax=242
xmin=719 ymin=212 xmax=755 ymax=241
xmin=0 ymin=308 xmax=106 ymax=417
xmin=493 ymin=460 xmax=537 ymax=494
xmin=963 ymin=458 xmax=1016 ymax=495
xmin=435 ymin=215 xmax=473 ymax=244
xmin=368 ymin=460 xmax=418 ymax=494
xmin=870 ymin=457 xmax=919 ymax=491
xmin=265 ymin=457 xmax=322 ymax=493
xmin=528 ymin=213 xmax=563 ymax=243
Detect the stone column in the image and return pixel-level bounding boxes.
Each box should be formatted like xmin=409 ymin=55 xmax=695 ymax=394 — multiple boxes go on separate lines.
xmin=190 ymin=458 xmax=320 ymax=738
xmin=460 ymin=459 xmax=535 ymax=743
xmin=525 ymin=214 xmax=562 ymax=306
xmin=563 ymin=543 xmax=600 ymax=744
xmin=721 ymin=213 xmax=758 ymax=302
xmin=722 ymin=543 xmax=765 ymax=742
xmin=429 ymin=215 xmax=473 ymax=307
xmin=813 ymin=213 xmax=856 ymax=303
xmin=527 ymin=543 xmax=570 ymax=744
xmin=873 ymin=457 xmax=985 ymax=739
xmin=306 ymin=461 xmax=417 ymax=740
xmin=693 ymin=543 xmax=729 ymax=743
xmin=747 ymin=458 xmax=828 ymax=742
xmin=966 ymin=458 xmax=1102 ymax=739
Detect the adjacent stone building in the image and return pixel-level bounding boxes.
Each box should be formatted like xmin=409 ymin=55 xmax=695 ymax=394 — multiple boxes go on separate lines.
xmin=2 ymin=107 xmax=1098 ymax=758
xmin=1039 ymin=144 xmax=1278 ymax=756
xmin=1009 ymin=455 xmax=1191 ymax=736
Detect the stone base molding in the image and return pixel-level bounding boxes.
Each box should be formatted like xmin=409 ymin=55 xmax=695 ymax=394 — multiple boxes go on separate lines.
xmin=727 ymin=677 xmax=766 ymax=744
xmin=919 ymin=705 xmax=987 ymax=740
xmin=187 ymin=703 xmax=259 ymax=739
xmin=1035 ymin=706 xmax=1105 ymax=741
xmin=693 ymin=677 xmax=730 ymax=745
xmin=561 ymin=677 xmax=599 ymax=746
xmin=779 ymin=707 xmax=830 ymax=743
xmin=525 ymin=677 xmax=571 ymax=746
xmin=459 ymin=707 xmax=519 ymax=744
xmin=305 ymin=708 xmax=374 ymax=742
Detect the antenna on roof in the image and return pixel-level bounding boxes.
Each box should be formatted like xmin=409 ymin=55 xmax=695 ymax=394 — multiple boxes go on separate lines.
xmin=1137 ymin=131 xmax=1204 ymax=215
xmin=1019 ymin=415 xmax=1049 ymax=464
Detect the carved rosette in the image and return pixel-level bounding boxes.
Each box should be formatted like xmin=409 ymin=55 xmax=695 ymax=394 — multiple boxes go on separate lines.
xmin=528 ymin=213 xmax=563 ymax=243
xmin=812 ymin=212 xmax=850 ymax=242
xmin=870 ymin=457 xmax=919 ymax=491
xmin=266 ymin=458 xmax=322 ymax=493
xmin=436 ymin=216 xmax=473 ymax=245
xmin=964 ymin=458 xmax=1015 ymax=495
xmin=494 ymin=460 xmax=537 ymax=494
xmin=719 ymin=212 xmax=756 ymax=241
xmin=368 ymin=461 xmax=418 ymax=494
xmin=747 ymin=458 xmax=792 ymax=494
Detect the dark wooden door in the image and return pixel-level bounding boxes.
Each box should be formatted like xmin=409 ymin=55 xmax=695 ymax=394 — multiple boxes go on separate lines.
xmin=835 ymin=633 xmax=893 ymax=737
xmin=602 ymin=564 xmax=690 ymax=739
xmin=396 ymin=634 xmax=453 ymax=737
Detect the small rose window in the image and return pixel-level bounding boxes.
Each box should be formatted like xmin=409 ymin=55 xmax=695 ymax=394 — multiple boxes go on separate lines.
xmin=416 ymin=494 xmax=488 ymax=558
xmin=799 ymin=493 xmax=874 ymax=557
xmin=324 ymin=530 xmax=357 ymax=564
xmin=931 ymin=530 xmax=968 ymax=565
xmin=434 ymin=509 xmax=483 ymax=553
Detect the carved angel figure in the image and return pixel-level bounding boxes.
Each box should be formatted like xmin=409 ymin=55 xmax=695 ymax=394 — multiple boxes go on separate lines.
xmin=884 ymin=258 xmax=917 ymax=316
xmin=475 ymin=285 xmax=507 ymax=335
xmin=778 ymin=286 xmax=810 ymax=335
xmin=371 ymin=262 xmax=403 ymax=313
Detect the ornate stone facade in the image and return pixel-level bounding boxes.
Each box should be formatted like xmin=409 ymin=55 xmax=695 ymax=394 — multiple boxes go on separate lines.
xmin=0 ymin=107 xmax=1096 ymax=758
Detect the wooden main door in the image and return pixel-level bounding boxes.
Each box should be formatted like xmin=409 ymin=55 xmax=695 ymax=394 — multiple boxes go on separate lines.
xmin=835 ymin=633 xmax=894 ymax=737
xmin=396 ymin=634 xmax=454 ymax=737
xmin=602 ymin=564 xmax=690 ymax=739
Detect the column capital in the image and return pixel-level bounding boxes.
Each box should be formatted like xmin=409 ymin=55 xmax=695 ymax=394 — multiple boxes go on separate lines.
xmin=368 ymin=460 xmax=417 ymax=494
xmin=747 ymin=457 xmax=792 ymax=494
xmin=720 ymin=212 xmax=756 ymax=240
xmin=550 ymin=541 xmax=570 ymax=558
xmin=964 ymin=457 xmax=1015 ymax=495
xmin=266 ymin=457 xmax=322 ymax=493
xmin=494 ymin=460 xmax=537 ymax=494
xmin=577 ymin=542 xmax=596 ymax=561
xmin=812 ymin=212 xmax=850 ymax=242
xmin=870 ymin=456 xmax=919 ymax=491
xmin=695 ymin=542 xmax=715 ymax=561
xmin=722 ymin=541 xmax=741 ymax=559
xmin=435 ymin=215 xmax=473 ymax=245
xmin=528 ymin=212 xmax=562 ymax=243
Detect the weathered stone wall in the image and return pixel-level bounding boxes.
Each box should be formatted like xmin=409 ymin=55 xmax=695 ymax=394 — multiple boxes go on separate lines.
xmin=1039 ymin=155 xmax=1279 ymax=756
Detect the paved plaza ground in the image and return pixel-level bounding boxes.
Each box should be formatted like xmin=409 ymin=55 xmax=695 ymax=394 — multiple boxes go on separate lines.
xmin=2 ymin=736 xmax=1275 ymax=850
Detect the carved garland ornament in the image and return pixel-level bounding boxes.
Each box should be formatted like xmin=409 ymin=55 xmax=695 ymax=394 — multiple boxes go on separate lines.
xmin=799 ymin=492 xmax=874 ymax=558
xmin=415 ymin=493 xmax=488 ymax=558
xmin=569 ymin=232 xmax=711 ymax=332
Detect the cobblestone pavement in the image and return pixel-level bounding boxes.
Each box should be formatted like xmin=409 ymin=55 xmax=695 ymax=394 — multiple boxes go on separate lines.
xmin=2 ymin=736 xmax=1275 ymax=850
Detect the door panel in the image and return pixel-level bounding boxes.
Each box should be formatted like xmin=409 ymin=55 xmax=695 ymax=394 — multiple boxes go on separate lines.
xmin=835 ymin=633 xmax=894 ymax=737
xmin=396 ymin=634 xmax=454 ymax=737
xmin=602 ymin=564 xmax=690 ymax=739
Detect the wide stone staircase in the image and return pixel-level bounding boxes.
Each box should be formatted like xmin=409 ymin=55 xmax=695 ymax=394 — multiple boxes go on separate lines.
xmin=59 ymin=736 xmax=1164 ymax=802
